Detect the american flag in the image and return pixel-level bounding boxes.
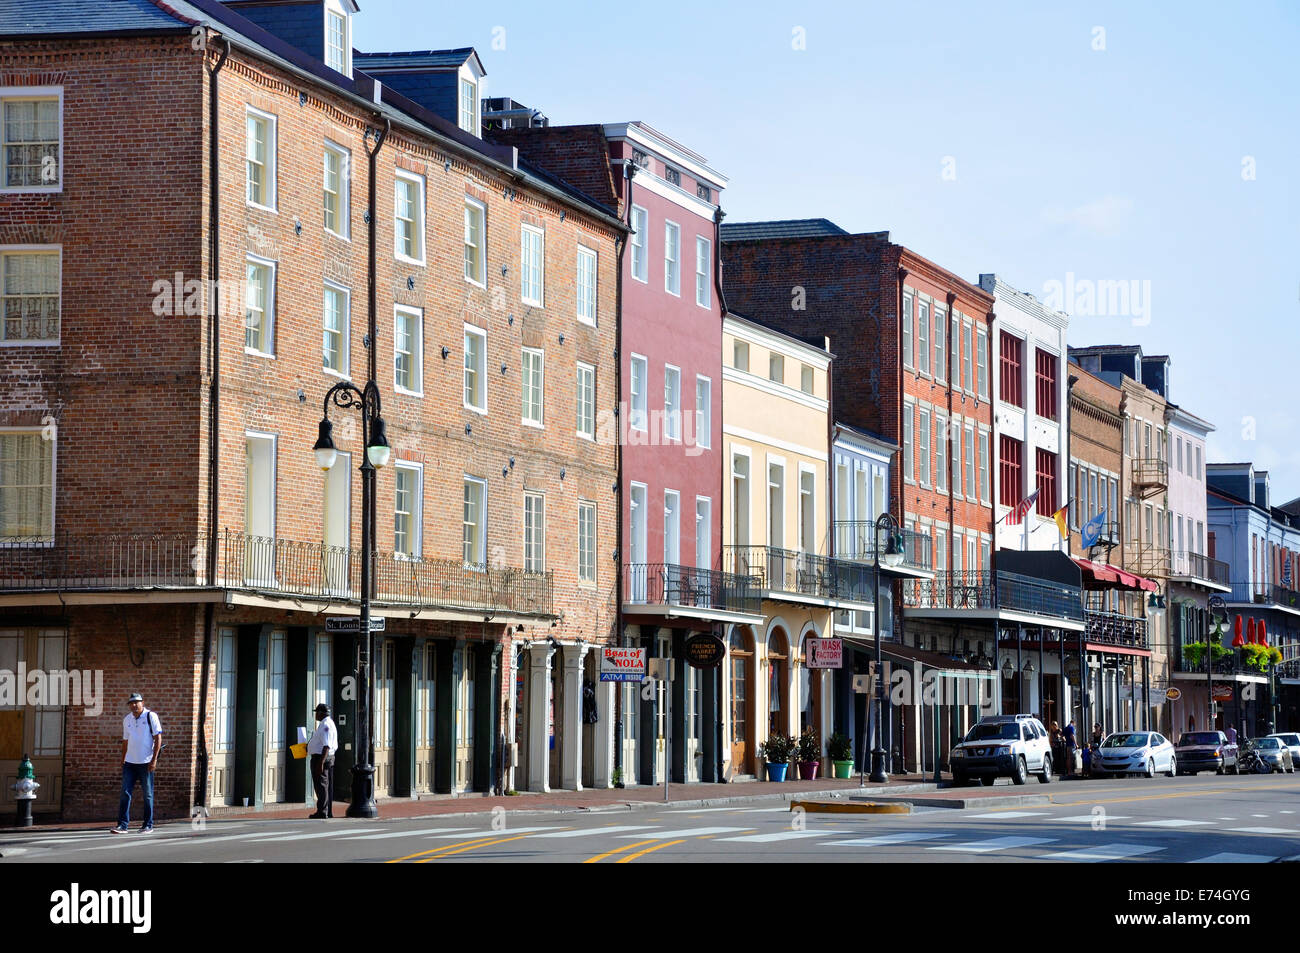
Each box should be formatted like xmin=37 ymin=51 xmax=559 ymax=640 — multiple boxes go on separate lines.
xmin=1004 ymin=488 xmax=1040 ymax=526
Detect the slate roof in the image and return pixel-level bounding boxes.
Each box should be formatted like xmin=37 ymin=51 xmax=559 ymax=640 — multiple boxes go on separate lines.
xmin=487 ymin=125 xmax=619 ymax=213
xmin=720 ymin=219 xmax=849 ymax=242
xmin=354 ymin=49 xmax=482 ymax=73
xmin=0 ymin=0 xmax=192 ymax=35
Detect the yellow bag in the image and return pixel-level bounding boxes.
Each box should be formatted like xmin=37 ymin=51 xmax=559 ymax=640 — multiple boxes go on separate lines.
xmin=290 ymin=742 xmax=308 ymax=760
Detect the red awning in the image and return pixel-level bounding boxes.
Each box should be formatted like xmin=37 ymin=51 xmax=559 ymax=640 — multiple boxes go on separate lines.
xmin=1071 ymin=556 xmax=1159 ymax=593
xmin=1073 ymin=556 xmax=1119 ymax=586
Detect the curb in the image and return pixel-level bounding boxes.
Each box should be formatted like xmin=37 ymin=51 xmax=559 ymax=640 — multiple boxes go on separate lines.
xmin=792 ymin=800 xmax=911 ymax=815
xmin=850 ymin=793 xmax=1052 ymax=810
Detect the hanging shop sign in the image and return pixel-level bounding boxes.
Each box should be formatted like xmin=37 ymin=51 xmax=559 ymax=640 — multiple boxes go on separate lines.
xmin=684 ymin=633 xmax=726 ymax=669
xmin=806 ymin=638 xmax=843 ymax=669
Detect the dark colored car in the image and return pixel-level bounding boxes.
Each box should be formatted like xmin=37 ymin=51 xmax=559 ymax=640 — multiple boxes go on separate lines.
xmin=1175 ymin=730 xmax=1238 ymax=775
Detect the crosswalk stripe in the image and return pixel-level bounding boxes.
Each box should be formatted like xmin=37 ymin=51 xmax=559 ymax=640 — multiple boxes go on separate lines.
xmin=619 ymin=827 xmax=746 ymax=839
xmin=1191 ymin=852 xmax=1275 ymax=863
xmin=260 ymin=827 xmax=386 ymax=843
xmin=729 ymin=807 xmax=796 ymax=814
xmin=530 ymin=826 xmax=656 ymax=838
xmin=1042 ymin=844 xmax=1163 ymax=862
xmin=1228 ymin=827 xmax=1294 ymax=834
xmin=928 ymin=836 xmax=1056 ymax=854
xmin=716 ymin=830 xmax=834 ymax=843
xmin=70 ymin=830 xmax=290 ymax=853
xmin=1057 ymin=815 xmax=1132 ymax=823
xmin=336 ymin=827 xmax=473 ymax=841
xmin=828 ymin=832 xmax=952 ymax=847
xmin=1134 ymin=819 xmax=1213 ymax=828
xmin=968 ymin=811 xmax=1050 ymax=819
xmin=662 ymin=807 xmax=746 ymax=814
xmin=424 ymin=826 xmax=554 ymax=839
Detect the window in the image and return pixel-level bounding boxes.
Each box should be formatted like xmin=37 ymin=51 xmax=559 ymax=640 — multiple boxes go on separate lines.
xmin=394 ymin=306 xmax=423 ymax=394
xmin=463 ymin=325 xmax=486 ymax=411
xmin=244 ymin=256 xmax=275 ymax=355
xmin=1000 ymin=435 xmax=1022 ymax=508
xmin=979 ymin=432 xmax=990 ymax=503
xmin=976 ymin=328 xmax=988 ymax=399
xmin=0 ymin=431 xmax=54 ymax=541
xmin=1069 ymin=464 xmax=1079 ymax=528
xmin=903 ymin=404 xmax=914 ymax=483
xmin=1035 ymin=449 xmax=1057 ymax=517
xmin=664 ymin=166 xmax=681 ymax=187
xmin=1175 ymin=436 xmax=1183 ymax=473
xmin=664 ymin=364 xmax=681 ymax=440
xmin=695 ymin=498 xmax=711 ymax=570
xmin=394 ymin=463 xmax=423 ymax=558
xmin=522 ymin=347 xmax=544 ymax=426
xmin=325 ymin=9 xmax=349 ymax=75
xmin=1 ymin=89 xmax=61 ymax=190
xmin=664 ymin=222 xmax=680 ymax=295
xmin=919 ymin=408 xmax=931 ymax=487
xmin=800 ymin=364 xmax=814 ymax=394
xmin=576 ymin=245 xmax=597 ymax=324
xmin=962 ymin=323 xmax=973 ymax=392
xmin=798 ymin=469 xmax=816 ymax=554
xmin=769 ymin=352 xmax=784 ymax=385
xmin=1035 ymin=349 xmax=1059 ymax=421
xmin=1195 ymin=447 xmax=1202 ymax=480
xmin=934 ymin=308 xmax=946 ymax=384
xmin=664 ymin=490 xmax=681 ymax=564
xmin=630 ymin=354 xmax=648 ymax=431
xmin=462 ymin=477 xmax=487 ymax=568
xmin=521 ymin=224 xmax=544 ymax=306
xmin=731 ymin=453 xmax=751 ymax=547
xmin=458 ymin=77 xmax=477 ymax=134
xmin=524 ymin=492 xmax=545 ymax=572
xmin=630 ymin=206 xmax=648 ymax=282
xmin=695 ymin=375 xmax=711 ymax=449
xmin=322 ymin=282 xmax=348 ymax=376
xmin=1 ymin=247 xmax=59 ymax=343
xmin=1088 ymin=472 xmax=1098 ymax=520
xmin=695 ymin=236 xmax=711 ymax=309
xmin=578 ymin=501 xmax=597 ymax=586
xmin=1000 ymin=333 xmax=1024 ymax=408
xmin=394 ymin=171 xmax=425 ymax=263
xmin=245 ymin=108 xmax=276 ymax=209
xmin=576 ymin=362 xmax=596 ymax=440
xmin=733 ymin=339 xmax=749 ymax=372
xmin=463 ymin=198 xmax=485 ymax=285
xmin=902 ymin=293 xmax=914 ymax=368
xmin=965 ymin=424 xmax=975 ymax=500
xmin=935 ymin=415 xmax=946 ymax=492
xmin=917 ymin=300 xmax=930 ymax=375
xmin=951 ymin=420 xmax=962 ymax=496
xmin=323 ymin=142 xmax=349 ymax=238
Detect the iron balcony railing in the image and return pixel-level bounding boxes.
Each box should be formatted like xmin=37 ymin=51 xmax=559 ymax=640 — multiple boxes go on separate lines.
xmin=1174 ymin=644 xmax=1276 ymax=677
xmin=1168 ymin=551 xmax=1230 ymax=587
xmin=1131 ymin=457 xmax=1168 ymax=493
xmin=723 ymin=545 xmax=875 ymax=605
xmin=1224 ymin=581 xmax=1300 ymax=608
xmin=902 ymin=570 xmax=1084 ymax=623
xmin=1127 ymin=544 xmax=1170 ymax=579
xmin=1083 ymin=609 xmax=1148 ymax=649
xmin=0 ymin=530 xmax=553 ymax=617
xmin=832 ymin=522 xmax=933 ymax=572
xmin=623 ymin=562 xmax=761 ymax=616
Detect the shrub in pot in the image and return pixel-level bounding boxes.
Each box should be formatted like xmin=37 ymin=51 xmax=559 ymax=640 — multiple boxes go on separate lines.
xmin=759 ymin=732 xmax=796 ymax=781
xmin=827 ymin=732 xmax=854 ymax=779
xmin=796 ymin=728 xmax=820 ymax=780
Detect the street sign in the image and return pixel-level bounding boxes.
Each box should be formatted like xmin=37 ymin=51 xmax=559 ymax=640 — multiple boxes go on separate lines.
xmin=324 ymin=616 xmax=386 ymax=633
xmin=600 ymin=647 xmax=646 ymax=682
xmin=1165 ymin=687 xmax=1182 ymax=701
xmin=684 ymin=633 xmax=725 ymax=669
xmin=806 ymin=638 xmax=843 ymax=669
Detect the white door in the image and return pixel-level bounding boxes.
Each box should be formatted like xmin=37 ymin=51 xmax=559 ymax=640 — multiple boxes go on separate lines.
xmin=630 ymin=484 xmax=647 ymax=601
xmin=656 ymin=632 xmax=671 ymax=783
xmin=374 ymin=638 xmax=395 ymax=795
xmin=264 ymin=629 xmax=287 ymax=802
xmin=323 ymin=451 xmax=350 ymax=595
xmin=213 ymin=628 xmax=237 ymax=805
xmin=454 ymin=645 xmax=474 ymax=791
xmin=685 ymin=662 xmax=701 ymax=781
xmin=245 ymin=433 xmax=276 ymax=585
xmin=416 ymin=642 xmax=435 ymax=792
xmin=620 ymin=672 xmax=640 ymax=785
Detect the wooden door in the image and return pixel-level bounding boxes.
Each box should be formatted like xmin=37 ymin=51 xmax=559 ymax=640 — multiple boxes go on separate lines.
xmin=729 ymin=628 xmax=751 ymax=774
xmin=212 ymin=627 xmax=237 ymax=805
xmin=454 ymin=645 xmax=474 ymax=791
xmin=373 ymin=638 xmax=394 ymax=795
xmin=415 ymin=642 xmax=435 ymax=792
xmin=263 ymin=629 xmax=287 ymax=802
xmin=0 ymin=628 xmax=66 ymax=814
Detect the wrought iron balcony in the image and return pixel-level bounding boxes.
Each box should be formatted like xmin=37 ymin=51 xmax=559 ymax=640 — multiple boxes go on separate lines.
xmin=1131 ymin=457 xmax=1167 ymax=498
xmin=1127 ymin=544 xmax=1170 ymax=579
xmin=832 ymin=522 xmax=933 ymax=572
xmin=623 ymin=562 xmax=761 ymax=616
xmin=902 ymin=570 xmax=1084 ymax=623
xmin=0 ymin=530 xmax=554 ymax=617
xmin=723 ymin=545 xmax=875 ymax=605
xmin=1084 ymin=609 xmax=1148 ymax=649
xmin=1168 ymin=551 xmax=1230 ymax=587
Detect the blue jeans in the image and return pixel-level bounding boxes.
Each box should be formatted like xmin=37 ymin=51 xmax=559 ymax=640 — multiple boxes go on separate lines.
xmin=118 ymin=761 xmax=154 ymax=829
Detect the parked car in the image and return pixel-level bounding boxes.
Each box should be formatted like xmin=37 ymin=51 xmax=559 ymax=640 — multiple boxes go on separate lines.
xmin=1267 ymin=733 xmax=1300 ymax=768
xmin=1094 ymin=731 xmax=1177 ymax=777
xmin=949 ymin=714 xmax=1053 ymax=786
xmin=1242 ymin=737 xmax=1295 ymax=773
xmin=1175 ymin=730 xmax=1239 ymax=775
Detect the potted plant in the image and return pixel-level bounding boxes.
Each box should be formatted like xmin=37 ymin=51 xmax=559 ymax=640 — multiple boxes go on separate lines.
xmin=759 ymin=732 xmax=795 ymax=781
xmin=796 ymin=728 xmax=820 ymax=780
xmin=827 ymin=732 xmax=854 ymax=778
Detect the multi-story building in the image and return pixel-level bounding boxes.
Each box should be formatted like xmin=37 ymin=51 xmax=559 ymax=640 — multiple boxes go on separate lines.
xmin=0 ymin=0 xmax=623 ymax=818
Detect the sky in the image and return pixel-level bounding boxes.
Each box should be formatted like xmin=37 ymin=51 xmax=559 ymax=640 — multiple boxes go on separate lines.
xmin=354 ymin=0 xmax=1300 ymax=501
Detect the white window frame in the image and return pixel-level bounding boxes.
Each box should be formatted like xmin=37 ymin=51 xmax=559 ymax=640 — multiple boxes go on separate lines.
xmin=695 ymin=374 xmax=712 ymax=450
xmin=322 ymin=280 xmax=350 ymax=378
xmin=245 ymin=106 xmax=277 ymax=211
xmin=664 ymin=489 xmax=681 ymax=565
xmin=0 ymin=245 xmax=61 ymax=346
xmin=769 ymin=352 xmax=784 ymax=385
xmin=630 ymin=353 xmax=648 ymax=432
xmin=463 ymin=197 xmax=486 ymax=287
xmin=324 ymin=5 xmax=351 ymax=77
xmin=394 ymin=169 xmax=426 ymax=265
xmin=918 ymin=408 xmax=931 ymax=488
xmin=0 ymin=87 xmax=63 ymax=194
xmin=323 ymin=140 xmax=350 ymax=239
xmin=630 ymin=205 xmax=648 ymax=283
xmin=462 ymin=476 xmax=487 ymax=569
xmin=522 ymin=347 xmax=544 ymax=427
xmin=578 ymin=500 xmax=597 ymax=587
xmin=733 ymin=339 xmax=749 ymax=372
xmin=521 ymin=224 xmax=545 ymax=307
xmin=523 ymin=491 xmax=546 ymax=573
xmin=695 ymin=496 xmax=712 ymax=570
xmin=576 ymin=361 xmax=596 ymax=441
xmin=244 ymin=254 xmax=276 ymax=357
xmin=664 ymin=221 xmax=681 ymax=296
xmin=393 ymin=462 xmax=424 ymax=559
xmin=664 ymin=364 xmax=682 ymax=441
xmin=0 ymin=428 xmax=56 ymax=544
xmin=458 ymin=76 xmax=478 ymax=134
xmin=576 ymin=245 xmax=597 ymax=326
xmin=463 ymin=323 xmax=487 ymax=413
xmin=695 ymin=236 xmax=711 ymax=309
xmin=393 ymin=304 xmax=423 ymax=396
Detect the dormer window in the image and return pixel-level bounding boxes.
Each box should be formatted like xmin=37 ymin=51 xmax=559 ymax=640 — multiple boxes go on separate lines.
xmin=324 ymin=1 xmax=353 ymax=77
xmin=459 ymin=77 xmax=477 ymax=133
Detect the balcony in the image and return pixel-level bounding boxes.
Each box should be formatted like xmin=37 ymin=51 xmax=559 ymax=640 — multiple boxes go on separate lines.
xmin=1128 ymin=544 xmax=1170 ymax=580
xmin=902 ymin=570 xmax=1084 ymax=624
xmin=1224 ymin=582 xmax=1300 ymax=610
xmin=723 ymin=545 xmax=875 ymax=607
xmin=833 ymin=522 xmax=933 ymax=574
xmin=623 ymin=562 xmax=761 ymax=619
xmin=1130 ymin=457 xmax=1167 ymax=499
xmin=1083 ymin=609 xmax=1148 ymax=650
xmin=1167 ymin=551 xmax=1231 ymax=590
xmin=0 ymin=530 xmax=554 ymax=618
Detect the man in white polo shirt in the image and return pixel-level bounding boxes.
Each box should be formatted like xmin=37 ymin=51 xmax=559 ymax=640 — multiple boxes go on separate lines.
xmin=114 ymin=692 xmax=162 ymax=833
xmin=307 ymin=703 xmax=338 ymax=818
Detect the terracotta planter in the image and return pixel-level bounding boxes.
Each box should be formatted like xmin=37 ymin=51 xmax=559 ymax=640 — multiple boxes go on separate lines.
xmin=832 ymin=759 xmax=854 ymax=779
xmin=797 ymin=760 xmax=820 ymax=781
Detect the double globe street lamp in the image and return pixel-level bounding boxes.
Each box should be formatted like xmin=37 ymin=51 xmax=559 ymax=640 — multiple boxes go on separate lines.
xmin=870 ymin=512 xmax=905 ymax=783
xmin=313 ymin=379 xmax=390 ymax=818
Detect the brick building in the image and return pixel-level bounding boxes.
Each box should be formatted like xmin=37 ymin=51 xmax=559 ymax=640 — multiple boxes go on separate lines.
xmin=0 ymin=0 xmax=622 ymax=819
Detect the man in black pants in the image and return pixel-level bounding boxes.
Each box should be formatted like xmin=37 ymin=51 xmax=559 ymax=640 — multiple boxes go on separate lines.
xmin=307 ymin=703 xmax=337 ymax=818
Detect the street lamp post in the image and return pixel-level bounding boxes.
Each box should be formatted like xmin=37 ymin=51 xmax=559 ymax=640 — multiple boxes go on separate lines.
xmin=313 ymin=379 xmax=390 ymax=819
xmin=1207 ymin=595 xmax=1226 ymax=733
xmin=871 ymin=513 xmax=904 ymax=783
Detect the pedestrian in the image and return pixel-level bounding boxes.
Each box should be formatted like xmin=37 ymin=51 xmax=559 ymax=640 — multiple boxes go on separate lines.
xmin=1225 ymin=724 xmax=1237 ymax=746
xmin=307 ymin=703 xmax=338 ymax=819
xmin=1049 ymin=723 xmax=1065 ymax=775
xmin=1064 ymin=721 xmax=1078 ymax=776
xmin=114 ymin=692 xmax=162 ymax=834
xmin=1092 ymin=722 xmax=1104 ymax=747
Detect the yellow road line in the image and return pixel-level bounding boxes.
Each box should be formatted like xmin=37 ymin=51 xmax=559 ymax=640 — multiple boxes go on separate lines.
xmin=583 ymin=839 xmax=658 ymax=864
xmin=388 ymin=835 xmax=505 ymax=864
xmin=616 ymin=839 xmax=686 ymax=863
xmin=1049 ymin=783 xmax=1293 ymax=809
xmin=415 ymin=831 xmax=539 ymax=861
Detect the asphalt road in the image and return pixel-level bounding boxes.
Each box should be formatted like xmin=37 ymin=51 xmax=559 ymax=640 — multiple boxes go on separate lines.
xmin=3 ymin=773 xmax=1299 ymax=864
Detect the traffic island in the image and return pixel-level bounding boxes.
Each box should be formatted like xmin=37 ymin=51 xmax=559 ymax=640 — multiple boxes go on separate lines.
xmin=791 ymin=799 xmax=912 ymax=815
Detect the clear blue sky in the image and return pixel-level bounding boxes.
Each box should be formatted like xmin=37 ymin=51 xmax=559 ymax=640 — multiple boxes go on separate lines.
xmin=356 ymin=0 xmax=1300 ymax=501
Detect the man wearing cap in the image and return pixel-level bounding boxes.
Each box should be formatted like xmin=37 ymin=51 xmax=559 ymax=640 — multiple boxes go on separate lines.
xmin=114 ymin=693 xmax=162 ymax=833
xmin=307 ymin=703 xmax=338 ymax=819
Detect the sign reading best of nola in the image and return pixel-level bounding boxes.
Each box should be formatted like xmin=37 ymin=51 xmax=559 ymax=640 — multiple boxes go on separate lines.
xmin=600 ymin=647 xmax=647 ymax=682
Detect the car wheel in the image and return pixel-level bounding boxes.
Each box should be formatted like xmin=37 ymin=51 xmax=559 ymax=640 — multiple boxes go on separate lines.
xmin=1215 ymin=766 xmax=1224 ymax=775
xmin=1165 ymin=757 xmax=1176 ymax=778
xmin=1039 ymin=755 xmax=1053 ymax=784
xmin=1146 ymin=758 xmax=1156 ymax=779
xmin=980 ymin=776 xmax=996 ymax=786
xmin=1013 ymin=756 xmax=1028 ymax=786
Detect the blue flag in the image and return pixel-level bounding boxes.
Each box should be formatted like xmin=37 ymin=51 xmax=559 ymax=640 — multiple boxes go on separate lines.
xmin=1082 ymin=510 xmax=1107 ymax=549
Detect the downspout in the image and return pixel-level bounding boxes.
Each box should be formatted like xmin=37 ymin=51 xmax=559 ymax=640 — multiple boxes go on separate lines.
xmin=946 ymin=292 xmax=957 ymax=590
xmin=196 ymin=33 xmax=229 ymax=814
xmin=366 ymin=117 xmax=390 ymax=382
xmin=986 ymin=309 xmax=999 ymax=673
xmin=896 ymin=264 xmax=908 ymax=649
xmin=613 ymin=161 xmax=632 ymax=788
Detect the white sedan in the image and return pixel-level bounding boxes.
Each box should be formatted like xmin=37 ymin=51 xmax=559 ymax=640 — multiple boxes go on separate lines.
xmin=1095 ymin=731 xmax=1177 ymax=777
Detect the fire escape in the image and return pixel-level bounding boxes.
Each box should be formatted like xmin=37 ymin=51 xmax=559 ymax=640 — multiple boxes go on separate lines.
xmin=1129 ymin=457 xmax=1169 ymax=580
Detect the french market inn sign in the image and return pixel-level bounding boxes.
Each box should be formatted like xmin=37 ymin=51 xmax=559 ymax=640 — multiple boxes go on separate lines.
xmin=684 ymin=633 xmax=726 ymax=669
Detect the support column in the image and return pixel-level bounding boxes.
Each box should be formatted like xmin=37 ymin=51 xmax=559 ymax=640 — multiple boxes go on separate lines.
xmin=671 ymin=629 xmax=686 ymax=784
xmin=593 ymin=670 xmax=615 ymax=789
xmin=528 ymin=641 xmax=556 ymax=793
xmin=433 ymin=638 xmax=454 ymax=794
xmin=701 ymin=640 xmax=719 ymax=783
xmin=639 ymin=627 xmax=659 ymax=785
xmin=472 ymin=642 xmax=500 ymax=793
xmin=561 ymin=643 xmax=589 ymax=790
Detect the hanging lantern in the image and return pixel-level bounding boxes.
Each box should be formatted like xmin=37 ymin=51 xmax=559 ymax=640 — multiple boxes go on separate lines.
xmin=1232 ymin=615 xmax=1245 ymax=648
xmin=1247 ymin=618 xmax=1257 ymax=644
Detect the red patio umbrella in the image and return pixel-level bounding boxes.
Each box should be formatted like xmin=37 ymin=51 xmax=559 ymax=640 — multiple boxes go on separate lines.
xmin=1259 ymin=620 xmax=1268 ymax=646
xmin=1247 ymin=618 xmax=1257 ymax=644
xmin=1232 ymin=615 xmax=1245 ymax=648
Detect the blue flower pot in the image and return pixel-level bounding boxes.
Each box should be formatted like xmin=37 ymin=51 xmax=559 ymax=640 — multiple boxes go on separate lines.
xmin=765 ymin=762 xmax=788 ymax=782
